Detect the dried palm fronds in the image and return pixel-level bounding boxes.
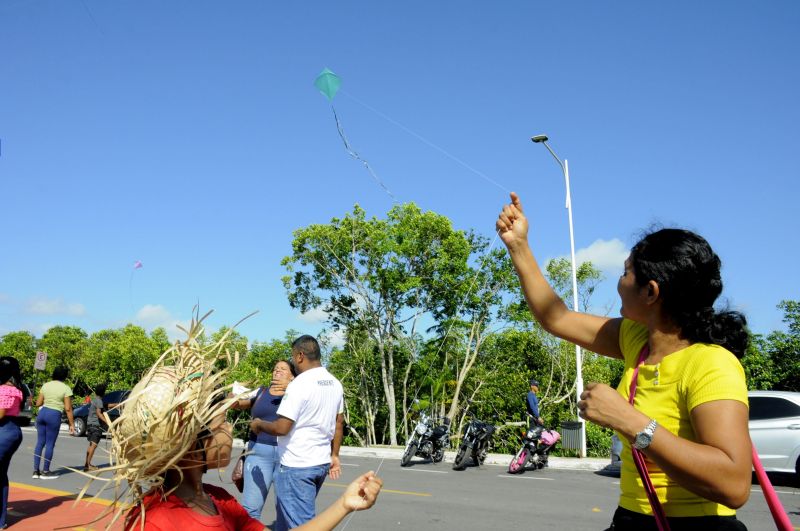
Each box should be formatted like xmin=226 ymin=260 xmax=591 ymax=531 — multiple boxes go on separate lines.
xmin=65 ymin=308 xmax=254 ymax=530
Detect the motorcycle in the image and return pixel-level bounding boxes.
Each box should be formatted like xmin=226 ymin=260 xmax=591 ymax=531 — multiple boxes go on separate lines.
xmin=401 ymin=412 xmax=451 ymax=466
xmin=452 ymin=416 xmax=496 ymax=470
xmin=507 ymin=424 xmax=560 ymax=474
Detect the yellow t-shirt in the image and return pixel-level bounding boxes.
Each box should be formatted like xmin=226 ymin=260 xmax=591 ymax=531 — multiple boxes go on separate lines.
xmin=616 ymin=319 xmax=748 ymax=517
xmin=40 ymin=380 xmax=73 ymax=412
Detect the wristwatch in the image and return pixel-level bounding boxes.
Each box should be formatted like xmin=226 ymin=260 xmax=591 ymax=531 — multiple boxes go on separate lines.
xmin=633 ymin=419 xmax=658 ymax=450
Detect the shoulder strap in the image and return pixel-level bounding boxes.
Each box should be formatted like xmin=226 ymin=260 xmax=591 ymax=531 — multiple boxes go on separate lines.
xmin=628 ymin=344 xmax=671 ymax=531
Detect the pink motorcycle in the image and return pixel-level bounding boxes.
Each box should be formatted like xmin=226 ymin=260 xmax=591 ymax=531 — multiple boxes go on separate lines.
xmin=508 ymin=425 xmax=560 ymax=474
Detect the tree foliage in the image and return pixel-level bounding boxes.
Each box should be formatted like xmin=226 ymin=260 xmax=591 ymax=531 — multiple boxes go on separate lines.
xmin=3 ymin=200 xmax=795 ymax=460
xmin=281 ymin=203 xmax=479 ymax=445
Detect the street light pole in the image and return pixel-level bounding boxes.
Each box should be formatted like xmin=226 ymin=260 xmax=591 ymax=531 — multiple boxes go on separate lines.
xmin=531 ymin=134 xmax=586 ymax=458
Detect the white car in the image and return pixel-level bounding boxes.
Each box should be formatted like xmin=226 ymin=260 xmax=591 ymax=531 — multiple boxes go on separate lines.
xmin=748 ymin=390 xmax=800 ymax=478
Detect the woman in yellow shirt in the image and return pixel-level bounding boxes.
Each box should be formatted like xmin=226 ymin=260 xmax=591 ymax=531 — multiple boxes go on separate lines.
xmin=33 ymin=366 xmax=75 ymax=479
xmin=497 ymin=193 xmax=750 ymax=531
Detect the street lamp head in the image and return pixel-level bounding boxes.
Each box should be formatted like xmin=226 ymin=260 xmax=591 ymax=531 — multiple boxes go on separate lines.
xmin=531 ymin=134 xmax=549 ymax=143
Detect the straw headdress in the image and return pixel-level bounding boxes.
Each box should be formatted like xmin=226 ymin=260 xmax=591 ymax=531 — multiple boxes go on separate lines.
xmin=70 ymin=309 xmax=252 ymax=530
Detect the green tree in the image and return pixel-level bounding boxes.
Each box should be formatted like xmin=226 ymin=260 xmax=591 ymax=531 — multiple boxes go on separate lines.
xmin=79 ymin=325 xmax=163 ymax=391
xmin=741 ymin=335 xmax=777 ymax=390
xmin=328 ymin=328 xmax=384 ymax=446
xmin=150 ymin=327 xmax=171 ymax=353
xmin=0 ymin=331 xmax=38 ymax=382
xmin=282 ymin=203 xmax=475 ymax=445
xmin=37 ymin=326 xmax=88 ymax=384
xmin=228 ymin=331 xmax=297 ymax=388
xmin=764 ymin=300 xmax=800 ymax=391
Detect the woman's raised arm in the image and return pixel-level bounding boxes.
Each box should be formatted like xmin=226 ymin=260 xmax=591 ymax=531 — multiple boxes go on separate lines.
xmin=497 ymin=192 xmax=623 ymax=359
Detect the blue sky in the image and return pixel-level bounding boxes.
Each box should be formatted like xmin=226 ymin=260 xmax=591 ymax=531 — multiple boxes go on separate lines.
xmin=1 ymin=1 xmax=798 ymax=345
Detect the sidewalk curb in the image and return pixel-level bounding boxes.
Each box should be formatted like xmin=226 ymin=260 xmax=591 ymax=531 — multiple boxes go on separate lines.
xmin=231 ymin=439 xmax=611 ymax=472
xmin=338 ymin=445 xmax=612 ymax=472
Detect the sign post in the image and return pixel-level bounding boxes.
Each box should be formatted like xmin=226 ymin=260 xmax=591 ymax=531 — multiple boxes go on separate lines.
xmin=34 ymin=351 xmax=48 ymax=371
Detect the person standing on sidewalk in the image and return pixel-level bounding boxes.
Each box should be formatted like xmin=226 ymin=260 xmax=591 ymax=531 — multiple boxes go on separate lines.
xmin=250 ymin=335 xmax=344 ymax=531
xmin=526 ymin=378 xmax=544 ymax=429
xmin=230 ymin=360 xmax=295 ymax=519
xmin=33 ymin=366 xmax=75 ymax=479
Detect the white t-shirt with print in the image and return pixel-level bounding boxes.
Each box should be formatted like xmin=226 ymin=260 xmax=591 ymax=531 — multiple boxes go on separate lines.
xmin=277 ymin=366 xmax=344 ymax=468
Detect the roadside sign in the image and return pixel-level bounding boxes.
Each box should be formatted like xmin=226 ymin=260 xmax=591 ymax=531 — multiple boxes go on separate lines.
xmin=34 ymin=351 xmax=48 ymax=371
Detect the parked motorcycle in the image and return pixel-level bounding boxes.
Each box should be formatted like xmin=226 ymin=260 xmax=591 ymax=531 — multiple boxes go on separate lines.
xmin=507 ymin=424 xmax=560 ymax=474
xmin=452 ymin=416 xmax=496 ymax=470
xmin=401 ymin=412 xmax=451 ymax=466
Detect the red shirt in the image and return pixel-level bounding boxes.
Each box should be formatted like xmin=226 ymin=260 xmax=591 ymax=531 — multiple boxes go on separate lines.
xmin=125 ymin=484 xmax=264 ymax=531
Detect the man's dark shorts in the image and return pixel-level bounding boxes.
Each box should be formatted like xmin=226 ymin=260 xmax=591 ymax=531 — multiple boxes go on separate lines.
xmin=87 ymin=425 xmax=103 ymax=445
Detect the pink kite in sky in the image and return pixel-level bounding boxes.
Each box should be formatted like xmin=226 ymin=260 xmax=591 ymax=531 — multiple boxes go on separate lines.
xmin=133 ymin=260 xmax=143 ymax=269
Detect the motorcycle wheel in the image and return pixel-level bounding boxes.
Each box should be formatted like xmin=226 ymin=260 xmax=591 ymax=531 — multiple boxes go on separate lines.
xmin=452 ymin=445 xmax=469 ymax=470
xmin=474 ymin=448 xmax=486 ymax=466
xmin=508 ymin=447 xmax=530 ymax=474
xmin=432 ymin=447 xmax=445 ymax=463
xmin=401 ymin=441 xmax=418 ymax=467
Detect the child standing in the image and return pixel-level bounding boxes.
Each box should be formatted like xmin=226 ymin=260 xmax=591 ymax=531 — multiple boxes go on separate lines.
xmin=84 ymin=383 xmax=107 ymax=472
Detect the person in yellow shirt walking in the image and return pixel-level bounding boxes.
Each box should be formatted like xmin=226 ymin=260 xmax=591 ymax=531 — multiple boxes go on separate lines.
xmin=33 ymin=366 xmax=75 ymax=479
xmin=497 ymin=193 xmax=750 ymax=530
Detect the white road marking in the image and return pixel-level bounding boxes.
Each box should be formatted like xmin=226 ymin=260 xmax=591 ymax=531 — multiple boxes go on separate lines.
xmin=497 ymin=474 xmax=554 ymax=481
xmin=340 ymin=463 xmax=360 ymax=467
xmin=401 ymin=468 xmax=449 ymax=474
xmin=751 ymin=487 xmax=796 ymax=495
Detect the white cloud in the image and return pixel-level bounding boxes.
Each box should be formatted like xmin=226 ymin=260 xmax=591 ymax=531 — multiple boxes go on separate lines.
xmin=572 ymin=238 xmax=629 ymax=272
xmin=134 ymin=304 xmax=189 ymax=339
xmin=20 ymin=322 xmax=56 ymax=337
xmin=24 ymin=298 xmax=86 ymax=316
xmin=298 ymin=307 xmax=329 ymax=324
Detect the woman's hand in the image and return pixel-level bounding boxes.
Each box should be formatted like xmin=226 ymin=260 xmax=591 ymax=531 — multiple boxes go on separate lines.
xmin=340 ymin=471 xmax=382 ymax=512
xmin=496 ymin=192 xmax=529 ymax=249
xmin=578 ymin=382 xmax=648 ymax=435
xmin=270 ymin=376 xmax=291 ymax=393
xmin=249 ymin=419 xmax=263 ymax=435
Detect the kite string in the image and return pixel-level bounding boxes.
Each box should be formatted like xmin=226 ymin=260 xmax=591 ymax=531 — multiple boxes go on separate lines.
xmin=331 ymin=105 xmax=398 ymax=203
xmin=341 ymin=90 xmax=511 ymax=195
xmin=128 ymin=269 xmax=135 ymax=313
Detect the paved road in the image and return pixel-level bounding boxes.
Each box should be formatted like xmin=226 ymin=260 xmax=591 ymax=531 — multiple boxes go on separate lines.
xmin=8 ymin=427 xmax=800 ymax=530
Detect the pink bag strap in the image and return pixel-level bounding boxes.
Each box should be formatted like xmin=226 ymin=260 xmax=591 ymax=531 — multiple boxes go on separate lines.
xmin=751 ymin=443 xmax=793 ymax=531
xmin=628 ymin=344 xmax=671 ymax=531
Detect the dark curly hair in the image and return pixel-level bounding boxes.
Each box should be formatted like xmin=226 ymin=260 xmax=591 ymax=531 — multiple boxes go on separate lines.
xmin=52 ymin=366 xmax=69 ymax=382
xmin=0 ymin=357 xmax=21 ymax=387
xmin=630 ymin=228 xmax=749 ymax=358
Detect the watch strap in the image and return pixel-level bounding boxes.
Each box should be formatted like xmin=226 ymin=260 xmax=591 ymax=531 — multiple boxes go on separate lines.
xmin=634 ymin=419 xmax=658 ymax=450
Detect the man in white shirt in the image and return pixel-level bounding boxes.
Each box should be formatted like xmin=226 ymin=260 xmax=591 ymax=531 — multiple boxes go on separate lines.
xmin=251 ymin=335 xmax=344 ymax=531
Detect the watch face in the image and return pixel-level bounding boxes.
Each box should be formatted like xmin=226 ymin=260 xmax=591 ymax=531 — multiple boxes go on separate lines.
xmin=635 ymin=432 xmax=651 ymax=449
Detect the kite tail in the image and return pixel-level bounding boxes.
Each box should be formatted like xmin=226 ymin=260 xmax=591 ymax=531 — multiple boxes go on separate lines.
xmin=330 ymin=105 xmax=397 ymax=202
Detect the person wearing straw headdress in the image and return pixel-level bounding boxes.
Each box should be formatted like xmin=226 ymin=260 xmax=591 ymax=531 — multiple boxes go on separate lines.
xmin=250 ymin=335 xmax=344 ymax=531
xmin=80 ymin=312 xmax=381 ymax=531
